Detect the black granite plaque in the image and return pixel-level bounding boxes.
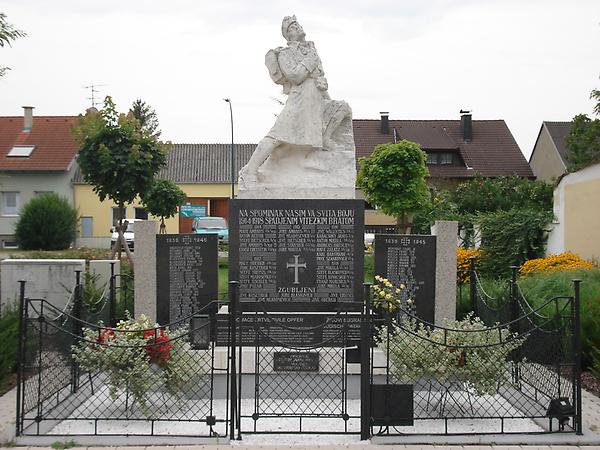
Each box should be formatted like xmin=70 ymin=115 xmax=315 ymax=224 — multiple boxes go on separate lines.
xmin=156 ymin=234 xmax=218 ymax=324
xmin=374 ymin=234 xmax=436 ymax=323
xmin=274 ymin=352 xmax=319 ymax=372
xmin=230 ymin=199 xmax=364 ymax=312
xmin=215 ymin=313 xmax=361 ymax=347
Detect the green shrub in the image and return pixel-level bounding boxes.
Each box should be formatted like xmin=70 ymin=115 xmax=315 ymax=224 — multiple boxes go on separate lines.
xmin=0 ymin=306 xmax=19 ymax=393
xmin=518 ymin=268 xmax=600 ymax=368
xmin=364 ymin=253 xmax=374 ymax=283
xmin=458 ymin=269 xmax=600 ymax=369
xmin=456 ymin=278 xmax=510 ymax=320
xmin=14 ymin=193 xmax=78 ymax=250
xmin=478 ymin=209 xmax=553 ymax=279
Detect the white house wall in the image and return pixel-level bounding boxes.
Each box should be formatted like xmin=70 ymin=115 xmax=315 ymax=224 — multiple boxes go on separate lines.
xmin=547 ymin=163 xmax=600 ymax=261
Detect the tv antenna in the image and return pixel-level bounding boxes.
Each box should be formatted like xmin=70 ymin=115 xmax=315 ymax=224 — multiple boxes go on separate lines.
xmin=83 ymin=84 xmax=107 ymax=108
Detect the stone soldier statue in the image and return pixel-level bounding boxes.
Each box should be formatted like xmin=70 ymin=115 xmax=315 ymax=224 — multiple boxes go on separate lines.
xmin=239 ymin=15 xmax=355 ymax=189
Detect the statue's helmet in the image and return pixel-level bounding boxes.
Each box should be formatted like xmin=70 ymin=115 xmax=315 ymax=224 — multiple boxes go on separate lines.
xmin=281 ymin=15 xmax=299 ymax=40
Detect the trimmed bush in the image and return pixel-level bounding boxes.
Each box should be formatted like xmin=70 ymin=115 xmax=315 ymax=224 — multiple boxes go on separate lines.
xmin=15 ymin=193 xmax=78 ymax=250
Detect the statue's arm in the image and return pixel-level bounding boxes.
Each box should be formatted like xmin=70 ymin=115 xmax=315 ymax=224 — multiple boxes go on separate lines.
xmin=278 ymin=49 xmax=316 ymax=85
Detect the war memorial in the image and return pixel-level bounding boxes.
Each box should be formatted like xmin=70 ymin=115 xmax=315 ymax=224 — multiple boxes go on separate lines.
xmin=10 ymin=16 xmax=584 ymax=446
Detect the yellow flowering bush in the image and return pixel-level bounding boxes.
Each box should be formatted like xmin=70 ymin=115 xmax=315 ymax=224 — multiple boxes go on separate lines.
xmin=519 ymin=252 xmax=594 ymax=276
xmin=371 ymin=275 xmax=411 ymax=312
xmin=457 ymin=247 xmax=482 ymax=284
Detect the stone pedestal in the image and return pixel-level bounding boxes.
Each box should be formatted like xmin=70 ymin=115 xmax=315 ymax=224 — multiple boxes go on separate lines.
xmin=238 ymin=144 xmax=356 ymax=199
xmin=432 ymin=220 xmax=458 ymax=324
xmin=134 ymin=221 xmax=158 ymax=322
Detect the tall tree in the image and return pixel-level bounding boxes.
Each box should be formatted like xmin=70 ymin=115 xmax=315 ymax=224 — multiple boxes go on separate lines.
xmin=0 ymin=12 xmax=26 ymax=77
xmin=74 ymin=96 xmax=167 ymax=267
xmin=357 ymin=140 xmax=431 ymax=234
xmin=130 ymin=99 xmax=161 ymax=137
xmin=565 ymin=87 xmax=600 ymax=172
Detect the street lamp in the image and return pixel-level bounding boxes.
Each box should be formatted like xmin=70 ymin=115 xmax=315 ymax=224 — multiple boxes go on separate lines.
xmin=223 ymin=98 xmax=234 ymax=199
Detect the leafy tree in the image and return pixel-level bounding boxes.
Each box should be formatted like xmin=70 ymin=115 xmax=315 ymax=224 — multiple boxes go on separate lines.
xmin=14 ymin=193 xmax=78 ymax=250
xmin=413 ymin=175 xmax=554 ymax=235
xmin=0 ymin=12 xmax=26 ymax=77
xmin=565 ymin=88 xmax=600 ymax=172
xmin=130 ymin=99 xmax=161 ymax=137
xmin=357 ymin=140 xmax=431 ymax=233
xmin=74 ymin=96 xmax=167 ymax=266
xmin=141 ymin=179 xmax=187 ymax=233
xmin=449 ymin=175 xmax=553 ymax=214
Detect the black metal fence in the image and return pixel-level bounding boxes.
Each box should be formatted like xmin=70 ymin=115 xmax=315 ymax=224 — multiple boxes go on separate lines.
xmin=369 ymin=273 xmax=583 ymax=436
xmin=16 ymin=270 xmax=582 ymax=441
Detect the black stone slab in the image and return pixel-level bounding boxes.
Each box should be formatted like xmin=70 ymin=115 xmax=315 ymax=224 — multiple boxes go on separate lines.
xmin=274 ymin=352 xmax=319 ymax=372
xmin=229 ymin=199 xmax=364 ymax=312
xmin=374 ymin=234 xmax=436 ymax=323
xmin=215 ymin=313 xmax=361 ymax=347
xmin=156 ymin=234 xmax=218 ymax=325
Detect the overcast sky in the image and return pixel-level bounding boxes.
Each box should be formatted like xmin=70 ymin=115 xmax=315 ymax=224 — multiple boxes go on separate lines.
xmin=1 ymin=0 xmax=599 ymax=158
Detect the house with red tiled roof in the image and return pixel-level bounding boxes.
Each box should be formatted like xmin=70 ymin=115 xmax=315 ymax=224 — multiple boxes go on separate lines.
xmin=354 ymin=112 xmax=533 ymax=186
xmin=0 ymin=107 xmax=79 ymax=247
xmin=354 ymin=112 xmax=534 ymax=231
xmin=529 ymin=121 xmax=571 ymax=181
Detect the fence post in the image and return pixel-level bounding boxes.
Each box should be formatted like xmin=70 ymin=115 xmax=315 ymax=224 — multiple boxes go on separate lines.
xmin=15 ymin=280 xmax=27 ymax=437
xmin=71 ymin=270 xmax=83 ymax=393
xmin=360 ymin=283 xmax=372 ymax=440
xmin=228 ymin=280 xmax=239 ymax=441
xmin=510 ymin=266 xmax=521 ymax=384
xmin=469 ymin=256 xmax=477 ymax=315
xmin=572 ymin=278 xmax=583 ymax=435
xmin=109 ymin=262 xmax=116 ymax=327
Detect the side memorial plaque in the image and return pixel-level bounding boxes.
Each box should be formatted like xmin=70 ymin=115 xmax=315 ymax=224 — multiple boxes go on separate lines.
xmin=230 ymin=199 xmax=364 ymax=312
xmin=156 ymin=234 xmax=218 ymax=324
xmin=374 ymin=234 xmax=436 ymax=323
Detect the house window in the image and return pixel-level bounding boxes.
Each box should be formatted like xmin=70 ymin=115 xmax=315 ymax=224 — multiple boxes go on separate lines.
xmin=134 ymin=207 xmax=148 ymax=220
xmin=439 ymin=153 xmax=453 ymax=165
xmin=2 ymin=192 xmax=20 ymax=216
xmin=81 ymin=217 xmax=93 ymax=237
xmin=426 ymin=152 xmax=454 ymax=165
xmin=112 ymin=206 xmax=126 ymax=225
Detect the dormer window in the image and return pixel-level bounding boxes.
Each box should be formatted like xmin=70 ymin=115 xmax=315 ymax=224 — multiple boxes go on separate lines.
xmin=426 ymin=151 xmax=456 ymax=165
xmin=7 ymin=145 xmax=35 ymax=157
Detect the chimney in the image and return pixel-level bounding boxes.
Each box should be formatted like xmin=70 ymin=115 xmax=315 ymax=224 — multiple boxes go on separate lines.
xmin=380 ymin=111 xmax=389 ymax=134
xmin=22 ymin=106 xmax=34 ymax=132
xmin=460 ymin=109 xmax=472 ymax=142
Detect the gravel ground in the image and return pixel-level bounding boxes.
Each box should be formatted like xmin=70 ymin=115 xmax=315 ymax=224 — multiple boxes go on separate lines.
xmin=582 ymin=371 xmax=600 ymax=397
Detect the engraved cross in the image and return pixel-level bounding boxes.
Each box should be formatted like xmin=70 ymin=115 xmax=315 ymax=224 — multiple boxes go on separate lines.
xmin=287 ymin=254 xmax=307 ymax=285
